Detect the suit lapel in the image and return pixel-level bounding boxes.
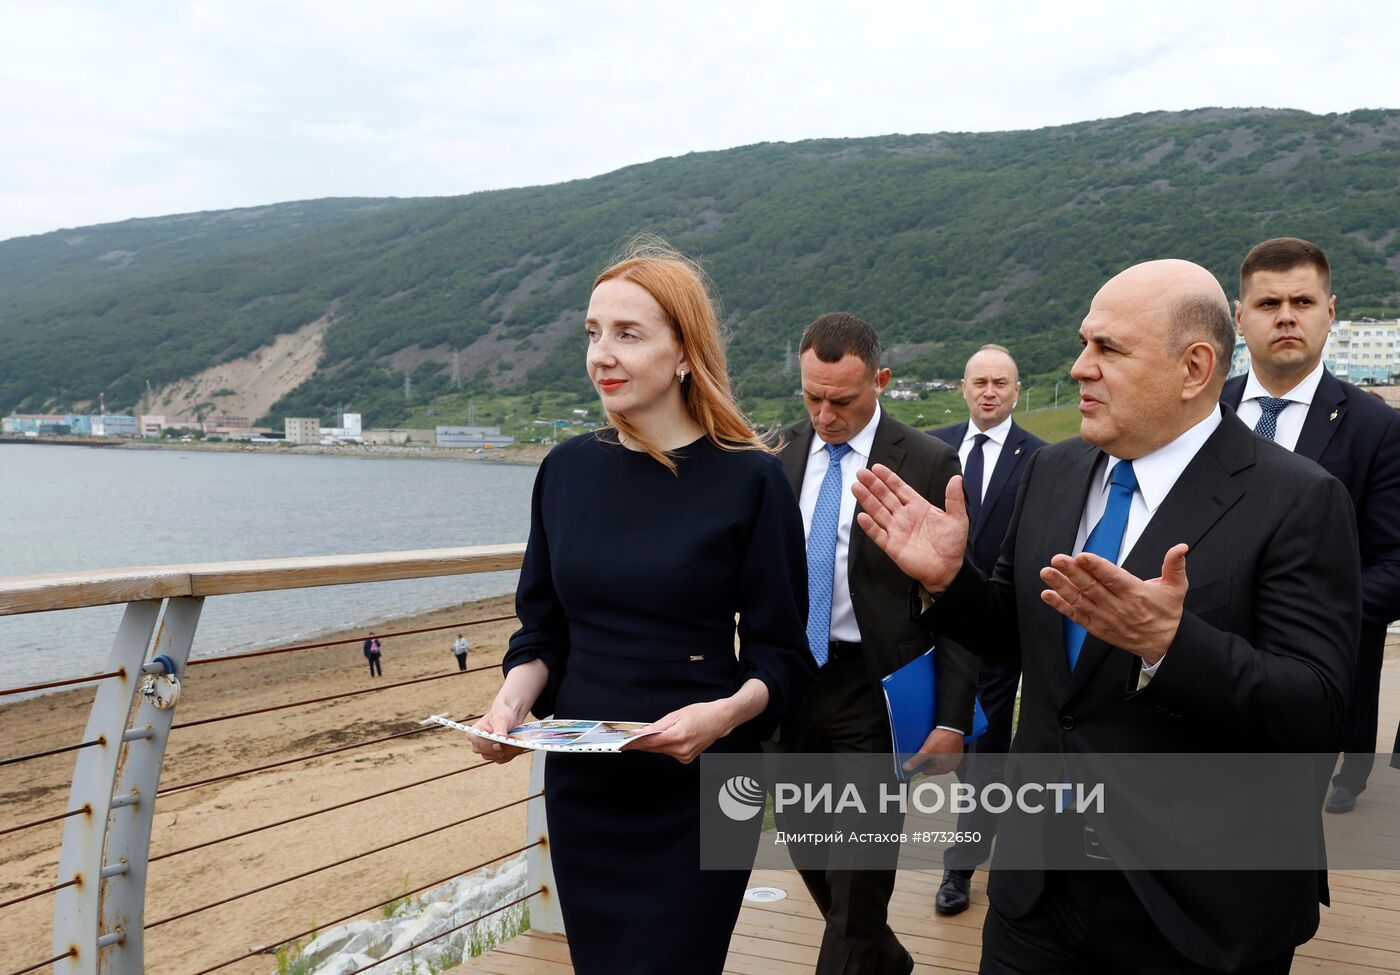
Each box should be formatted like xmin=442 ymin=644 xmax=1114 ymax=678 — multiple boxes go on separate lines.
xmin=972 ymin=423 xmax=1026 ymax=543
xmin=853 ymin=413 xmax=906 ymax=579
xmin=1293 ymin=369 xmax=1346 ymax=463
xmin=1221 ymin=374 xmax=1245 ymax=411
xmin=1043 ymin=441 xmax=1102 ymax=704
xmin=1065 ymin=416 xmax=1251 ymax=700
xmin=780 ymin=421 xmax=814 ymax=497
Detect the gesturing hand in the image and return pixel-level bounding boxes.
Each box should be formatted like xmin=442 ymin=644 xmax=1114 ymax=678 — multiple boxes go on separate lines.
xmin=853 ymin=466 xmax=969 ymax=593
xmin=1039 ymin=543 xmax=1190 ymax=664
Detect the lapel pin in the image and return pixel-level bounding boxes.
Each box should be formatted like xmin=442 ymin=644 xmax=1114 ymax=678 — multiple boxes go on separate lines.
xmin=1014 ymin=447 xmax=1022 ymax=456
xmin=1329 ymin=410 xmax=1339 ymax=422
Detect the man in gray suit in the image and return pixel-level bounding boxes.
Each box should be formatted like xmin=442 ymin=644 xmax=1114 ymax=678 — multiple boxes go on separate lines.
xmin=774 ymin=312 xmax=976 ymax=975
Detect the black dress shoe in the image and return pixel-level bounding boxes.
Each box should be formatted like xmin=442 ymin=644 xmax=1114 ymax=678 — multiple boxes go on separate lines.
xmin=1326 ymin=784 xmax=1357 ymax=814
xmin=935 ymin=870 xmax=970 ymax=916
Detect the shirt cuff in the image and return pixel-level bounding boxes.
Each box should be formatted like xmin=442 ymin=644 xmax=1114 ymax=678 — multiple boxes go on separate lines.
xmin=1135 ymin=654 xmax=1166 ymax=691
xmin=935 ymin=724 xmax=966 ymax=736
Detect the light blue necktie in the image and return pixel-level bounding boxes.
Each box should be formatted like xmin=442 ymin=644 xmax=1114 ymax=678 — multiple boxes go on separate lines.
xmin=1253 ymin=396 xmax=1292 ymax=442
xmin=1063 ymin=460 xmax=1137 ymax=671
xmin=806 ymin=442 xmax=853 ymax=666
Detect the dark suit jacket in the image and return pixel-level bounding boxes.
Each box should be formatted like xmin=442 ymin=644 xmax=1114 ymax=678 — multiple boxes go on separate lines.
xmin=929 ymin=419 xmax=1049 ymax=576
xmin=920 ymin=409 xmax=1360 ymax=970
xmin=1222 ymin=369 xmax=1400 ymax=636
xmin=779 ymin=411 xmax=977 ymax=732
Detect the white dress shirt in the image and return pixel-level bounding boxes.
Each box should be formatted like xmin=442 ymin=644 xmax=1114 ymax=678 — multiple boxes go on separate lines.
xmin=958 ymin=414 xmax=1014 ymax=503
xmin=1074 ymin=406 xmax=1222 ymax=682
xmin=799 ymin=404 xmax=882 ymax=643
xmin=1234 ymin=360 xmax=1325 ymax=452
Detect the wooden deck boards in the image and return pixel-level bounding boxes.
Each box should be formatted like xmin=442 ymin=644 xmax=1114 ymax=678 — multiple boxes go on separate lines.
xmin=454 ymin=636 xmax=1400 ymax=973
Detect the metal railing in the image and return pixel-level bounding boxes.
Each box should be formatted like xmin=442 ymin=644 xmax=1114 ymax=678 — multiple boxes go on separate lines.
xmin=0 ymin=543 xmax=563 ymax=975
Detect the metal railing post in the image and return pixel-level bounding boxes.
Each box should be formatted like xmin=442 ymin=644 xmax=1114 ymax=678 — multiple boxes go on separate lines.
xmin=524 ymin=750 xmax=563 ymax=934
xmin=51 ymin=600 xmax=162 ymax=975
xmin=100 ymin=596 xmax=204 ymax=974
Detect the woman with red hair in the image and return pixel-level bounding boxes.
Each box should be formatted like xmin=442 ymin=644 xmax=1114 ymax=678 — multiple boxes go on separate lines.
xmin=473 ymin=236 xmax=813 ymax=973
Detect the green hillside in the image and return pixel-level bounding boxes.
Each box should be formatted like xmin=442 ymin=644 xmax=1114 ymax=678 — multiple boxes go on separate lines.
xmin=3 ymin=107 xmax=1399 ymax=425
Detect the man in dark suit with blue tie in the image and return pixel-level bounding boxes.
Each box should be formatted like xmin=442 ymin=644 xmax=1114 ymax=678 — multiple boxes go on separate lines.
xmin=1223 ymin=236 xmax=1400 ymax=814
xmin=928 ymin=344 xmax=1047 ymax=915
xmin=774 ymin=312 xmax=974 ymax=975
xmin=853 ymin=259 xmax=1359 ymax=973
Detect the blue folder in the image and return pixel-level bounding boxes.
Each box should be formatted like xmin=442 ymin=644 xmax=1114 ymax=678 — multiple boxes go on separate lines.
xmin=880 ymin=646 xmax=989 ymax=781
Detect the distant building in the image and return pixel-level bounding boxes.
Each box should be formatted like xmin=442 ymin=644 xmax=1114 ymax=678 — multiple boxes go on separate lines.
xmin=5 ymin=414 xmax=70 ymax=435
xmin=1231 ymin=319 xmax=1400 ymax=384
xmin=319 ymin=412 xmax=363 ymax=443
xmin=285 ymin=417 xmax=321 ymax=444
xmin=90 ymin=415 xmax=138 ymax=437
xmin=436 ymin=425 xmax=516 ymax=447
xmin=5 ymin=413 xmax=134 ymax=436
xmin=363 ymin=428 xmax=436 ymax=445
xmin=139 ymin=414 xmax=203 ymax=437
xmin=1328 ymin=319 xmax=1400 ymax=384
xmin=203 ymin=414 xmax=251 ymax=435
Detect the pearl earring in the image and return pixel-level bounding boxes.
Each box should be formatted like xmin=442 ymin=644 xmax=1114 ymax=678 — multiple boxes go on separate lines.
xmin=678 ymin=370 xmax=688 ymax=383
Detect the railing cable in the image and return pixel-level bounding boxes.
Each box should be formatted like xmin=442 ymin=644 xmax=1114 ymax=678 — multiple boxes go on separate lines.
xmin=171 ymin=666 xmax=496 ymax=730
xmin=0 ymin=669 xmax=124 ymax=699
xmin=0 ymin=876 xmax=79 ymax=912
xmin=186 ymin=615 xmax=516 ymax=666
xmin=5 ymin=948 xmax=76 ymax=975
xmin=0 ymin=804 xmax=90 ymax=838
xmin=151 ymin=763 xmax=491 ymax=862
xmin=157 ymin=714 xmax=480 ymax=797
xmin=183 ymin=842 xmax=542 ymax=975
xmin=0 ymin=737 xmax=104 ymax=769
xmin=346 ymin=889 xmax=542 ymax=974
xmin=146 ymin=791 xmax=541 ymax=929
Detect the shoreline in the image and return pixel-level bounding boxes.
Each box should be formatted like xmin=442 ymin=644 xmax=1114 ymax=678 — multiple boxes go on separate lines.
xmin=0 ymin=436 xmax=552 ymax=466
xmin=0 ymin=590 xmax=530 ymax=975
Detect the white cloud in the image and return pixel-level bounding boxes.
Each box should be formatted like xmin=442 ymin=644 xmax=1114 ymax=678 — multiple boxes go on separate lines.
xmin=1 ymin=0 xmax=1397 ymax=240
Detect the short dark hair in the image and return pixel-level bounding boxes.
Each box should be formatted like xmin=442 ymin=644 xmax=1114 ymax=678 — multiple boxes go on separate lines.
xmin=799 ymin=312 xmax=881 ymax=372
xmin=1240 ymin=237 xmax=1331 ymax=295
xmin=1170 ymin=294 xmax=1236 ymax=380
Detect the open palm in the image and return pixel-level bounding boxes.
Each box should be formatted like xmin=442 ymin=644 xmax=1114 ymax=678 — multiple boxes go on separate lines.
xmin=853 ymin=466 xmax=969 ymax=592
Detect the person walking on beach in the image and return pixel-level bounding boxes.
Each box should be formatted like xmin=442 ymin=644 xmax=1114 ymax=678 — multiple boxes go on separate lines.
xmin=451 ymin=632 xmax=469 ymax=671
xmin=363 ymin=632 xmax=383 ymax=678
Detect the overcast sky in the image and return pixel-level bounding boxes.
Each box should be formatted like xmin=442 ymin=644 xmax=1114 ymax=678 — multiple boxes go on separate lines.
xmin=2 ymin=0 xmax=1397 ymax=242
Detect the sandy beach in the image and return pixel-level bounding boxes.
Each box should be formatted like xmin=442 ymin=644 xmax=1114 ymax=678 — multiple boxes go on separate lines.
xmin=0 ymin=593 xmax=532 ymax=975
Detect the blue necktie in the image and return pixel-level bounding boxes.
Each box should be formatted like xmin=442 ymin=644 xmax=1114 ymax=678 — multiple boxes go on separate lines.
xmin=963 ymin=433 xmax=989 ymax=527
xmin=1063 ymin=460 xmax=1137 ymax=671
xmin=806 ymin=442 xmax=853 ymax=666
xmin=1253 ymin=396 xmax=1292 ymax=442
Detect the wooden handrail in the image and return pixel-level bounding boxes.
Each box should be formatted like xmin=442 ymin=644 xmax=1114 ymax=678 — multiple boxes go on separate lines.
xmin=0 ymin=544 xmax=527 ymax=616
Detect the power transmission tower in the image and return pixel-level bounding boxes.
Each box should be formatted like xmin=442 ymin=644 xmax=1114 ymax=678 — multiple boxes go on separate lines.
xmin=784 ymin=340 xmax=793 ymax=374
xmin=404 ymin=374 xmax=412 ymax=400
xmin=452 ymin=350 xmax=461 ymax=388
xmin=468 ymin=401 xmax=477 ymax=426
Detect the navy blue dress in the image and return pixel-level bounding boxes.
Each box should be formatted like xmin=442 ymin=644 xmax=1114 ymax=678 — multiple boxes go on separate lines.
xmin=504 ymin=431 xmax=812 ymax=975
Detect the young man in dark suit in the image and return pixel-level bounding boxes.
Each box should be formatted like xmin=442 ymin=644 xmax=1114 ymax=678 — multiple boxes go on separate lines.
xmin=774 ymin=312 xmax=976 ymax=975
xmin=854 ymin=260 xmax=1359 ymax=973
xmin=1223 ymin=236 xmax=1400 ymax=813
xmin=928 ymin=344 xmax=1047 ymax=915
